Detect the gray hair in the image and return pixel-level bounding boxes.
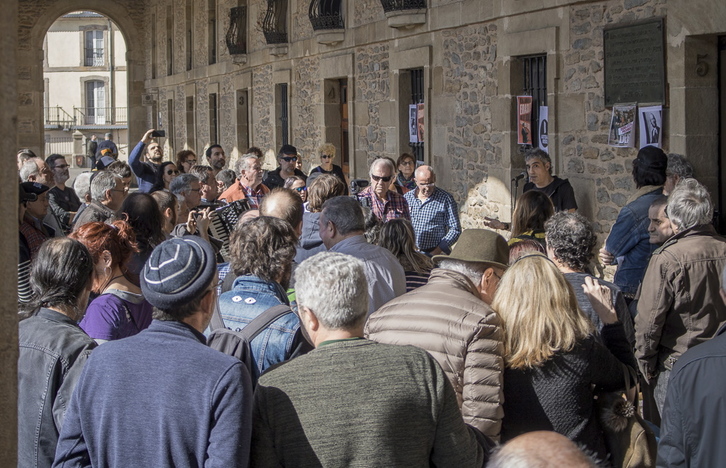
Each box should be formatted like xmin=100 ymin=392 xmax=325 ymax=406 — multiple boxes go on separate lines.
xmin=90 ymin=171 xmax=121 ymax=202
xmin=321 ymin=196 xmax=364 ymax=235
xmin=73 ymin=172 xmax=93 ymax=201
xmin=666 ymin=154 xmax=694 ymax=178
xmin=369 ymin=158 xmax=395 ymax=178
xmin=170 ymin=173 xmax=199 ymax=196
xmin=544 ymin=212 xmax=597 ymax=272
xmin=667 ymin=178 xmax=712 ymax=232
xmin=437 ymin=259 xmax=488 ymax=288
xmin=524 ymin=148 xmax=553 ymax=175
xmin=295 ymin=252 xmax=369 ymax=330
xmin=19 ymin=160 xmax=40 ymax=182
xmin=235 ymin=153 xmax=258 ymax=175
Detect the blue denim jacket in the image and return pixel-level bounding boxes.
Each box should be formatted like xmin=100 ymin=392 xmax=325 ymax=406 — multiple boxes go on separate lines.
xmin=605 ymin=186 xmax=662 ymax=296
xmin=218 ymin=275 xmax=301 ymax=381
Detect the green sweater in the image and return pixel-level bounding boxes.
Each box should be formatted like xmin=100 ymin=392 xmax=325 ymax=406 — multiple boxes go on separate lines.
xmin=251 ymin=339 xmax=485 ymax=467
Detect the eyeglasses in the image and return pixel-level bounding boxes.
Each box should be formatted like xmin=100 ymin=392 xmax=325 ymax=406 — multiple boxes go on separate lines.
xmin=294 ymin=186 xmax=307 ymax=193
xmin=185 ymin=159 xmax=197 ymax=165
xmin=418 ymin=182 xmax=435 ymax=188
xmin=321 ymin=155 xmax=332 ymax=159
xmin=166 ymin=170 xmax=179 ymax=175
xmin=281 ymin=156 xmax=298 ymax=162
xmin=54 ymin=164 xmax=70 ymax=169
xmin=371 ymin=175 xmax=392 ymax=183
xmin=400 ymin=160 xmax=414 ymax=166
xmin=492 ymin=270 xmax=502 ymax=281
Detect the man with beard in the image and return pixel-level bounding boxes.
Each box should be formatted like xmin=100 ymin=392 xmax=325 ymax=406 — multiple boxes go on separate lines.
xmin=129 ymin=129 xmax=165 ymax=193
xmin=205 ymin=145 xmax=227 ymax=178
xmin=46 ymin=154 xmax=81 ymax=234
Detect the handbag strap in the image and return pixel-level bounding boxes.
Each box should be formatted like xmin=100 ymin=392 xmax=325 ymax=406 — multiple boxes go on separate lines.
xmin=623 ymin=365 xmax=638 ymax=405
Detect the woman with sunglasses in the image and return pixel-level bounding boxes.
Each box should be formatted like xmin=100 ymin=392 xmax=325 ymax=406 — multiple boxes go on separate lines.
xmin=284 ymin=176 xmax=308 ymax=204
xmin=307 ymin=142 xmax=349 ymax=195
xmin=152 ymin=161 xmax=179 ymax=192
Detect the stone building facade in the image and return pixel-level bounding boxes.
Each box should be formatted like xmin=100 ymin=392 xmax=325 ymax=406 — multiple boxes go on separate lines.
xmin=14 ymin=0 xmax=726 ymax=237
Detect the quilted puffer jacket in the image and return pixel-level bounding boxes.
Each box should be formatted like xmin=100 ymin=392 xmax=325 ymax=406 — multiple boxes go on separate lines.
xmin=365 ymin=268 xmax=504 ymax=440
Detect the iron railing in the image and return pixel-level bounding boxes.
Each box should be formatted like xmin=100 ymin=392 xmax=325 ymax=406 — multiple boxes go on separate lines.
xmin=45 ymin=136 xmax=74 ymax=156
xmin=309 ymin=0 xmax=344 ymax=30
xmin=262 ymin=0 xmax=288 ymax=44
xmin=44 ymin=106 xmax=76 ymax=127
xmin=74 ymin=107 xmax=128 ymax=125
xmin=84 ymin=49 xmax=104 ymax=66
xmin=225 ymin=6 xmax=247 ymax=54
xmin=380 ymin=0 xmax=426 ymax=12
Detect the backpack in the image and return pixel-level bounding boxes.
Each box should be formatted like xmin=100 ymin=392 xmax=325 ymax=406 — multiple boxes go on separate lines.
xmin=207 ymin=302 xmax=294 ymax=385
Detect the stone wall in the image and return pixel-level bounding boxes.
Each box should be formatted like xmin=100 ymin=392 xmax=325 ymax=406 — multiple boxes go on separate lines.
xmin=252 ymin=64 xmax=274 ymax=151
xmin=291 ymin=56 xmax=322 ymax=170
xmin=353 ymin=0 xmax=385 ymax=28
xmin=354 ymin=44 xmax=391 ymax=165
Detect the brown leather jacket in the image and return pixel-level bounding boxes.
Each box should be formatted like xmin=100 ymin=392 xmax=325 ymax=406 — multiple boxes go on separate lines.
xmin=365 ymin=268 xmax=504 ymax=440
xmin=635 ymin=224 xmax=726 ymax=380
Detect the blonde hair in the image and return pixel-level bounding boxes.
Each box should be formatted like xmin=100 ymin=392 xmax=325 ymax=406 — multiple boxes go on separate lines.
xmin=318 ymin=143 xmax=336 ymax=159
xmin=491 ymin=253 xmax=594 ymax=369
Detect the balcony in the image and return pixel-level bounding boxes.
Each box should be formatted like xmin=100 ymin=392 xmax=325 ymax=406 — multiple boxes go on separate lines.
xmin=225 ymin=6 xmax=248 ymax=59
xmin=73 ymin=107 xmax=128 ymax=126
xmin=84 ymin=49 xmax=104 ymax=67
xmin=309 ymin=0 xmax=344 ymax=45
xmin=44 ymin=106 xmax=75 ymax=129
xmin=380 ymin=0 xmax=426 ymax=29
xmin=262 ymin=0 xmax=288 ymax=50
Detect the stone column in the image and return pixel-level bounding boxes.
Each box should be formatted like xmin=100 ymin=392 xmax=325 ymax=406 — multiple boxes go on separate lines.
xmin=0 ymin=0 xmax=19 ymax=465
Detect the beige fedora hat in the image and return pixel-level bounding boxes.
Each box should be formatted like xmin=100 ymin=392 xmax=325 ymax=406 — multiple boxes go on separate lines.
xmin=432 ymin=229 xmax=509 ymax=270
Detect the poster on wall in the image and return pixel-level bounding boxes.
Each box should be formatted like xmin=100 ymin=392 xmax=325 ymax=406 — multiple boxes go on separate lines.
xmin=517 ymin=96 xmax=533 ymax=145
xmin=639 ymin=105 xmax=663 ymax=149
xmin=417 ymin=103 xmax=425 ymax=143
xmin=608 ymin=103 xmax=637 ymax=147
xmin=409 ymin=105 xmax=418 ymax=144
xmin=538 ymin=105 xmax=549 ymax=154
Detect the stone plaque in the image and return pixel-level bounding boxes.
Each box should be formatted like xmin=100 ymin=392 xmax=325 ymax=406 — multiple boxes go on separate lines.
xmin=604 ymin=19 xmax=665 ymax=106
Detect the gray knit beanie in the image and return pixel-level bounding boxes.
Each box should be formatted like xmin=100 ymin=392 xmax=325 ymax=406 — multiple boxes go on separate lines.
xmin=141 ymin=237 xmax=217 ymax=310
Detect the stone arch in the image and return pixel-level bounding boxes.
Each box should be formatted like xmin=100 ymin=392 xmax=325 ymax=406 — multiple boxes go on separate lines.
xmin=17 ymin=0 xmax=147 ymax=154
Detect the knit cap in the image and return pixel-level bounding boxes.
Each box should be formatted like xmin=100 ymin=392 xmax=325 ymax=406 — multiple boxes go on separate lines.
xmin=141 ymin=237 xmax=217 ymax=310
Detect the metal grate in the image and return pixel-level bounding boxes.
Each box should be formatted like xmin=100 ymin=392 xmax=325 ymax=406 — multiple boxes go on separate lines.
xmin=309 ymin=0 xmax=344 ymax=31
xmin=225 ymin=6 xmax=247 ymax=54
xmin=522 ymin=54 xmax=547 ymax=147
xmin=262 ymin=0 xmax=288 ymax=44
xmin=410 ymin=68 xmax=424 ymax=163
xmin=380 ymin=0 xmax=426 ymax=13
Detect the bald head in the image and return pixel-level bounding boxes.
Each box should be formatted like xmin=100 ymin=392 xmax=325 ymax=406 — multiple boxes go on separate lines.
xmin=414 ymin=165 xmax=436 ymax=199
xmin=259 ymin=188 xmax=304 ymax=236
xmin=488 ymin=431 xmax=597 ymax=468
xmin=414 ymin=165 xmax=435 ymax=179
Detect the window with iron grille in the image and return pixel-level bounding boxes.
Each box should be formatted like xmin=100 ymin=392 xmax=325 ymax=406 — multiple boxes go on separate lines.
xmin=309 ymin=0 xmax=343 ymax=31
xmin=262 ymin=0 xmax=288 ymax=44
xmin=381 ymin=0 xmax=426 ymax=13
xmin=208 ymin=0 xmax=217 ymax=65
xmin=226 ymin=6 xmax=247 ymax=54
xmin=186 ymin=0 xmax=193 ymax=70
xmin=276 ymin=83 xmax=289 ymax=145
xmin=209 ymin=93 xmax=219 ymax=144
xmin=84 ymin=30 xmax=104 ymax=67
xmin=167 ymin=7 xmax=174 ymax=75
xmin=409 ymin=68 xmax=424 ymax=163
xmin=521 ymin=55 xmax=547 ymax=147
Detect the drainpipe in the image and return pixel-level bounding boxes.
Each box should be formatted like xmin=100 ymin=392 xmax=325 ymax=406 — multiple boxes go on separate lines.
xmin=108 ymin=18 xmax=115 ymax=123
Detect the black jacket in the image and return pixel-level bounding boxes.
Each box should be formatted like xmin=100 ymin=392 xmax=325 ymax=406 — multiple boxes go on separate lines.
xmin=18 ymin=308 xmax=96 ymax=467
xmin=658 ymin=324 xmax=726 ymax=467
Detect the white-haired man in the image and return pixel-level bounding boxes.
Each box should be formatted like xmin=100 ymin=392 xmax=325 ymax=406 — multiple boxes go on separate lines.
xmin=404 ymin=165 xmax=461 ymax=255
xmin=635 ymin=178 xmax=726 ymax=415
xmin=356 ymin=158 xmax=410 ymax=222
xmin=251 ymin=251 xmax=490 ymax=467
xmin=219 ymin=154 xmax=269 ymax=207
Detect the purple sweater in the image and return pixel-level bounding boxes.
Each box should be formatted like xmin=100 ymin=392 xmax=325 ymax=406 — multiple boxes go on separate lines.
xmin=80 ymin=290 xmax=153 ymax=341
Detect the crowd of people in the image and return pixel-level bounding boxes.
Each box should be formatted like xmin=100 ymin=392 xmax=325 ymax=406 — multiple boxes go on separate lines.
xmin=15 ymin=132 xmax=726 ymax=467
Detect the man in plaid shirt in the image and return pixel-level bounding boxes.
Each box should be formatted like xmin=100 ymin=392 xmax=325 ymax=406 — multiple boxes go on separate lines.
xmin=404 ymin=166 xmax=461 ymax=256
xmin=356 ymin=158 xmax=410 ymax=222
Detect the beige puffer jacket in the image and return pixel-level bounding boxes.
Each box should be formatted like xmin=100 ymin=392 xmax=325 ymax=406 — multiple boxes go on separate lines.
xmin=365 ymin=268 xmax=504 ymax=440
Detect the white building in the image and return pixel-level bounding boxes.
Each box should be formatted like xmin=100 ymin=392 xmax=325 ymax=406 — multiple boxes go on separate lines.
xmin=43 ymin=11 xmax=127 ymax=166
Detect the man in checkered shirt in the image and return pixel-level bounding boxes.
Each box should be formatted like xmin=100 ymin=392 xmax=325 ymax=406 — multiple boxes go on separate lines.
xmin=404 ymin=165 xmax=461 ymax=256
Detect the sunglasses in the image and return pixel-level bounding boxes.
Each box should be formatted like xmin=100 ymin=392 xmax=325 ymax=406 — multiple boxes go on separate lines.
xmin=371 ymin=175 xmax=392 ymax=183
xmin=294 ymin=186 xmax=307 ymax=193
xmin=281 ymin=156 xmax=297 ymax=162
xmin=321 ymin=155 xmax=333 ymax=159
xmin=54 ymin=164 xmax=70 ymax=169
xmin=166 ymin=170 xmax=179 ymax=175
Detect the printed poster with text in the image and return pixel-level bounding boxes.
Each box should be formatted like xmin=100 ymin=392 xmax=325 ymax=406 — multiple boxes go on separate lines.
xmin=409 ymin=105 xmax=418 ymax=144
xmin=608 ymin=103 xmax=637 ymax=148
xmin=417 ymin=103 xmax=425 ymax=143
xmin=538 ymin=106 xmax=549 ymax=154
xmin=517 ymin=96 xmax=533 ymax=145
xmin=639 ymin=105 xmax=663 ymax=149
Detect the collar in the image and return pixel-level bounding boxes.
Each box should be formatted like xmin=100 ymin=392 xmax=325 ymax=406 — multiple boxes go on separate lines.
xmin=319 ymin=337 xmax=364 ymax=347
xmin=231 ymin=275 xmax=290 ymax=304
xmin=626 ymin=185 xmax=662 ymax=205
xmin=35 ymin=307 xmax=81 ymax=326
xmin=429 ymin=268 xmax=482 ymax=298
xmin=655 ymin=224 xmax=719 ymax=254
xmin=148 ymin=319 xmax=207 ymax=345
xmin=331 ymin=234 xmax=367 ymax=251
